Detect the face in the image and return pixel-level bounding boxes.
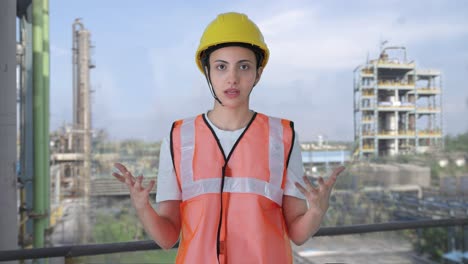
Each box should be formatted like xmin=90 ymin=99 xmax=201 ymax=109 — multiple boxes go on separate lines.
xmin=208 ymin=46 xmax=263 ymax=109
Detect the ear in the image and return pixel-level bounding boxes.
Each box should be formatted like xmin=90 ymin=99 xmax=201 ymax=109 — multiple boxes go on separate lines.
xmin=253 ymin=67 xmax=264 ymax=86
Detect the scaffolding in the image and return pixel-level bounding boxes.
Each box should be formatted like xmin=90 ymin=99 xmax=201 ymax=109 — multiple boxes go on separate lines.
xmin=353 ymin=46 xmax=443 ymax=159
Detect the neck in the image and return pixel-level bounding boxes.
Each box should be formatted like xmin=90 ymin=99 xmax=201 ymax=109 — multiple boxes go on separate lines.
xmin=207 ymin=105 xmax=253 ymax=131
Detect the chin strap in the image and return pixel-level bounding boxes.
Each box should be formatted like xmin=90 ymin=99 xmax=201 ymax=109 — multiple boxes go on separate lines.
xmin=204 ymin=66 xmax=224 ymax=106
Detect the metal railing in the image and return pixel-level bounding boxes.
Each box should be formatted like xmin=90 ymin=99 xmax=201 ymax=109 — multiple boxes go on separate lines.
xmin=1 ymin=218 xmax=467 ymax=262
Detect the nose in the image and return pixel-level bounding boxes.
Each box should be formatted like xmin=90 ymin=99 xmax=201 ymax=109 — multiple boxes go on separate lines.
xmin=226 ymin=67 xmax=239 ymax=85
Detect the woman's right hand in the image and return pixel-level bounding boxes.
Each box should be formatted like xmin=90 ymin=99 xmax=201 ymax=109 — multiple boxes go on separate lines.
xmin=112 ymin=162 xmax=155 ymax=211
xmin=112 ymin=163 xmax=181 ymax=249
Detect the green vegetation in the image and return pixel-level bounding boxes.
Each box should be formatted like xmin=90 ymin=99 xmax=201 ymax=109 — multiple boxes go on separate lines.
xmin=402 ymin=226 xmax=465 ymax=263
xmin=445 ymin=132 xmax=468 ymax=152
xmin=81 ymin=201 xmax=177 ymax=264
xmin=93 ymin=211 xmax=144 ymax=243
xmin=428 ymin=133 xmax=468 ymax=182
xmin=414 ymin=227 xmax=448 ymax=261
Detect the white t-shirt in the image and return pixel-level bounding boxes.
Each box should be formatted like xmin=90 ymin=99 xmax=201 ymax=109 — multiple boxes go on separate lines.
xmin=156 ymin=113 xmax=306 ymax=202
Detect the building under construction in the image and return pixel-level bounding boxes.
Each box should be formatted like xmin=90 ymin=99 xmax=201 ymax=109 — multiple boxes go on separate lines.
xmin=353 ymin=46 xmax=443 ymax=159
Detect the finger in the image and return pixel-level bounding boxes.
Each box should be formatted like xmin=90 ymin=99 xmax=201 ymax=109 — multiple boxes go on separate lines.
xmin=138 ymin=175 xmax=144 ymax=188
xmin=317 ymin=176 xmax=330 ymax=192
xmin=114 ymin=163 xmax=136 ymax=185
xmin=134 ymin=175 xmax=143 ymax=190
xmin=317 ymin=177 xmax=325 ymax=186
xmin=296 ymin=181 xmax=318 ymax=196
xmin=145 ymin=180 xmax=156 ymax=193
xmin=124 ymin=171 xmax=136 ymax=185
xmin=326 ymin=166 xmax=345 ymax=188
xmin=294 ymin=182 xmax=308 ymax=196
xmin=302 ymin=176 xmax=317 ymax=192
xmin=332 ymin=166 xmax=345 ymax=177
xmin=113 ymin=163 xmax=128 ymax=174
xmin=112 ymin=172 xmax=125 ymax=183
xmin=124 ymin=177 xmax=134 ymax=189
xmin=325 ymin=176 xmax=337 ymax=190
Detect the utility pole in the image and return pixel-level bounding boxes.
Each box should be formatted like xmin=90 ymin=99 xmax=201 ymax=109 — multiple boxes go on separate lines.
xmin=0 ymin=1 xmax=19 ymax=264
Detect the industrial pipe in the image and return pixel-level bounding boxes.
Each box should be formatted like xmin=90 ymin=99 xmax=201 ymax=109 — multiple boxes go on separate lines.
xmin=0 ymin=0 xmax=19 ymax=256
xmin=33 ymin=0 xmax=46 ymax=250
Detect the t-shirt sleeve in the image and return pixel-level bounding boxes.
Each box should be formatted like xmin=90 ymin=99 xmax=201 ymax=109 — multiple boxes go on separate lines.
xmin=156 ymin=135 xmax=182 ymax=202
xmin=283 ymin=131 xmax=306 ymax=200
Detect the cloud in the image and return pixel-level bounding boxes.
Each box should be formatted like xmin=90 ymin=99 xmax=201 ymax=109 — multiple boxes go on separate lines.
xmin=49 ymin=1 xmax=468 ymax=141
xmin=259 ymin=10 xmax=311 ymax=37
xmin=258 ymin=9 xmax=468 ymax=75
xmin=247 ymin=5 xmax=468 ymax=140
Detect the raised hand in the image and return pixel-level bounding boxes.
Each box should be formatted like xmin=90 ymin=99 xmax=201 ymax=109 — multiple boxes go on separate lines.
xmin=295 ymin=166 xmax=345 ymax=217
xmin=112 ymin=163 xmax=155 ymax=211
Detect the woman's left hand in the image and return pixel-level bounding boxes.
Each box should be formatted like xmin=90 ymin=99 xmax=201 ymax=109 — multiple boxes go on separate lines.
xmin=295 ymin=166 xmax=346 ymax=218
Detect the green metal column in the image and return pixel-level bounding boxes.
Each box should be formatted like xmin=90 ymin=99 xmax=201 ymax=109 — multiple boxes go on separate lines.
xmin=0 ymin=0 xmax=19 ymax=258
xmin=43 ymin=0 xmax=51 ymax=228
xmin=33 ymin=0 xmax=46 ymax=250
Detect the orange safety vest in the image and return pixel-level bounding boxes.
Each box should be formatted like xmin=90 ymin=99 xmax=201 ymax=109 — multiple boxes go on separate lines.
xmin=170 ymin=112 xmax=295 ymax=264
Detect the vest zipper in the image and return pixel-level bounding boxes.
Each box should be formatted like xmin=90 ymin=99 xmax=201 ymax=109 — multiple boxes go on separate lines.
xmin=216 ymin=164 xmax=227 ymax=261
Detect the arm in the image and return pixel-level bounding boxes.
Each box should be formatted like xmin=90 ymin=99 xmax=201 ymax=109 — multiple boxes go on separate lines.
xmin=282 ymin=166 xmax=345 ymax=246
xmin=113 ymin=163 xmax=181 ymax=249
xmin=282 ymin=195 xmax=322 ymax=245
xmin=136 ymin=199 xmax=181 ymax=249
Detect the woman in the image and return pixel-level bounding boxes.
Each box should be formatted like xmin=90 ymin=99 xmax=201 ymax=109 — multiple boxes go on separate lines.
xmin=113 ymin=12 xmax=345 ymax=264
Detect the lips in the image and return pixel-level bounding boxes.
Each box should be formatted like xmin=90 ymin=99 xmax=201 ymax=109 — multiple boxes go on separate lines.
xmin=224 ymin=88 xmax=240 ymax=98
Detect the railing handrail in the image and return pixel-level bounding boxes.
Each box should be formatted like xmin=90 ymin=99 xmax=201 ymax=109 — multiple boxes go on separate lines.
xmin=1 ymin=218 xmax=467 ymax=262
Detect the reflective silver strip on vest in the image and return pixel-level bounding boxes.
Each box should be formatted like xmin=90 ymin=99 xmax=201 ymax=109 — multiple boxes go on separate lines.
xmin=180 ymin=117 xmax=196 ymax=186
xmin=179 ymin=115 xmax=286 ymax=206
xmin=182 ymin=178 xmax=221 ymax=201
xmin=224 ymin=177 xmax=284 ymax=205
xmin=268 ymin=117 xmax=285 ymax=187
xmin=182 ymin=177 xmax=284 ymax=206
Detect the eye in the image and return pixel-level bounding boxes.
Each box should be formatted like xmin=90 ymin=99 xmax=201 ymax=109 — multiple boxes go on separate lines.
xmin=239 ymin=64 xmax=250 ymax=70
xmin=216 ymin=64 xmax=226 ymax=70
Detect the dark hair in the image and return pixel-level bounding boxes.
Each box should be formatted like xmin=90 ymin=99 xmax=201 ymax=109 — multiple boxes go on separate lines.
xmin=200 ymin=42 xmax=265 ymax=70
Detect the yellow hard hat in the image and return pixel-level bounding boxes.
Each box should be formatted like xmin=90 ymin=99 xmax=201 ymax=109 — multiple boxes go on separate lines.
xmin=195 ymin=12 xmax=270 ymax=74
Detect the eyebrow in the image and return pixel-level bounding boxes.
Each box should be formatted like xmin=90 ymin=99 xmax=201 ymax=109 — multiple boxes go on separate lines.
xmin=237 ymin=59 xmax=253 ymax=64
xmin=214 ymin=59 xmax=254 ymax=64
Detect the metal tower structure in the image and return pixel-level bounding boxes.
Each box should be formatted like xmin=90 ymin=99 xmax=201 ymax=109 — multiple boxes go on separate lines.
xmin=45 ymin=18 xmax=95 ymax=246
xmin=72 ymin=18 xmax=94 ymax=203
xmin=354 ymin=46 xmax=443 ymax=159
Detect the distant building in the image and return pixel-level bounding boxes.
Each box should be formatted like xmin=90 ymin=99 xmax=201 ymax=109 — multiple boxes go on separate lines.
xmin=300 ymin=142 xmax=350 ymax=176
xmin=353 ymin=46 xmax=443 ymax=159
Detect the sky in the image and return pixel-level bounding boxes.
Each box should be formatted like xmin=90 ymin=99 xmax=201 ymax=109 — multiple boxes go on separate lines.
xmin=47 ymin=0 xmax=468 ymax=142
